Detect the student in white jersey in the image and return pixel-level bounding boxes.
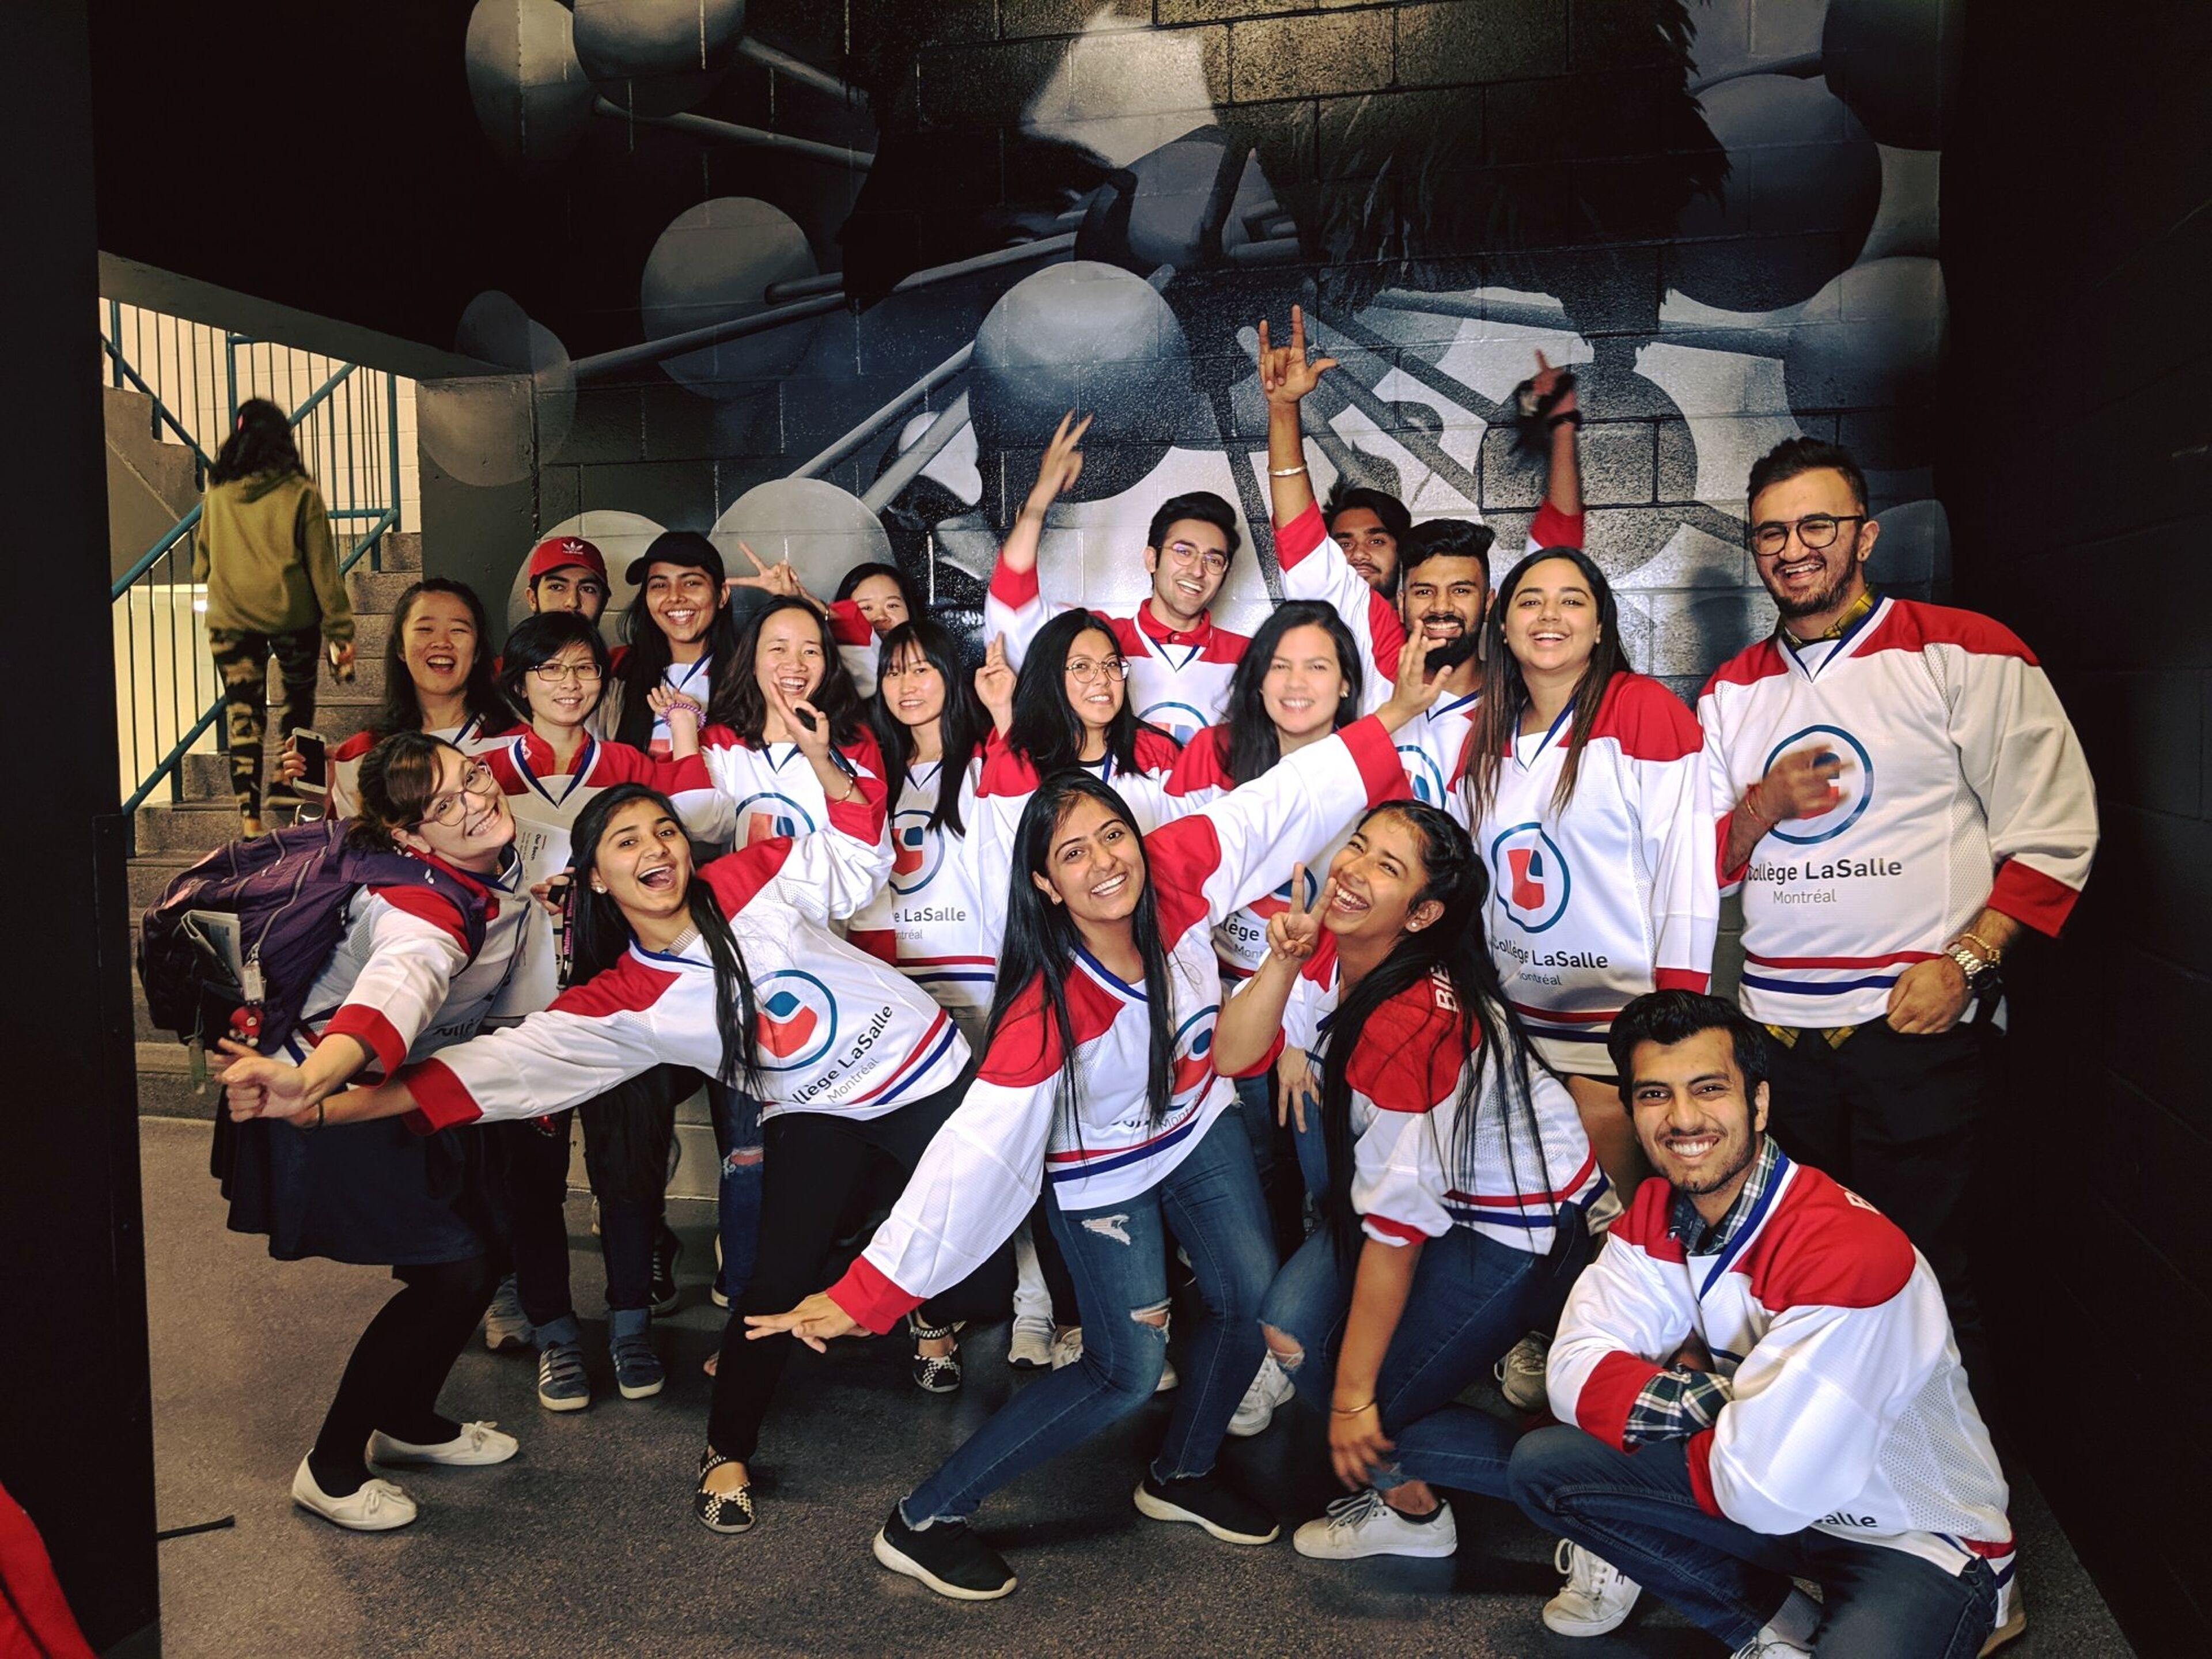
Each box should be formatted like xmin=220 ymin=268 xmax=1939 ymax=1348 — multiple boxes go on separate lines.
xmin=312 ymin=579 xmax=517 ymax=819
xmin=984 ymin=412 xmax=1249 ymax=743
xmin=215 ymin=733 xmax=535 ymax=1532
xmin=1463 ymin=546 xmax=1717 ymax=1209
xmin=476 ymin=612 xmax=734 ymax=1412
xmin=1508 ymin=991 xmax=2018 ymax=1658
xmin=1215 ymin=802 xmax=1600 ymax=1563
xmin=234 ymin=781 xmax=991 ymax=1540
xmin=744 ymin=641 xmax=1447 ymax=1603
xmin=604 ymin=530 xmax=744 ymax=756
xmin=1698 ymin=437 xmax=2096 ymax=1374
xmin=827 ymin=559 xmax=926 ymax=696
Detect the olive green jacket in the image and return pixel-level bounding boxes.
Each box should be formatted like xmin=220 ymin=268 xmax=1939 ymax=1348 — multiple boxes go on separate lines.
xmin=192 ymin=469 xmax=354 ymax=643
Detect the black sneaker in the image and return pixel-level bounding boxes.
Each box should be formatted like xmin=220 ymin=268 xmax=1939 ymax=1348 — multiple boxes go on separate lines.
xmin=872 ymin=1505 xmax=1017 ymax=1600
xmin=1133 ymin=1470 xmax=1281 ymax=1545
xmin=650 ymin=1225 xmax=682 ymax=1316
xmin=908 ymin=1314 xmax=964 ymax=1394
xmin=693 ymin=1449 xmax=755 ymax=1535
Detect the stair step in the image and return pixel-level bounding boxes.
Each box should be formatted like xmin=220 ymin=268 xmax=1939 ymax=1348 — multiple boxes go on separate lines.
xmin=128 ymin=854 xmax=196 ymax=911
xmin=351 ymin=570 xmax=421 ymax=613
xmin=133 ymin=799 xmax=247 ymax=856
xmin=355 ymin=613 xmax=391 ymax=654
xmin=380 ymin=531 xmax=423 ymax=573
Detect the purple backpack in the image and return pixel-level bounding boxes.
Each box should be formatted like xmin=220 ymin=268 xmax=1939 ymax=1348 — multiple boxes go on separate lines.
xmin=139 ymin=818 xmax=488 ymax=1055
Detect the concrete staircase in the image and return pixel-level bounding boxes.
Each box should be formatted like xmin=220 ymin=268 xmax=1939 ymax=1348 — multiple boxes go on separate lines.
xmin=104 ymin=387 xmax=200 ymax=585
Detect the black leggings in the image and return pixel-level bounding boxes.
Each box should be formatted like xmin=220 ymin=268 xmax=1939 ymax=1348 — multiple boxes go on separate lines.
xmin=309 ymin=1254 xmax=500 ymax=1495
xmin=707 ymin=1082 xmax=1014 ymax=1463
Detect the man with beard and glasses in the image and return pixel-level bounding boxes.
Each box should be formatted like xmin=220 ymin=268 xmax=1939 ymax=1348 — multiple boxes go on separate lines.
xmin=1695 ymin=438 xmax=2096 ymax=1382
xmin=1509 ymin=991 xmax=2021 ymax=1658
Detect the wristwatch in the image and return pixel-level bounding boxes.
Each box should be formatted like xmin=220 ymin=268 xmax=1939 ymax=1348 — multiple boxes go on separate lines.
xmin=1944 ymin=942 xmax=1994 ymax=987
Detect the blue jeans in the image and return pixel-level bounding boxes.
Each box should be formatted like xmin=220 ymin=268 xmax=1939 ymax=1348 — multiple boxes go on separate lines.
xmin=1258 ymin=1218 xmax=1588 ymax=1499
xmin=710 ymin=1083 xmax=763 ymax=1306
xmin=1508 ymin=1427 xmax=2001 ymax=1656
xmin=902 ymin=1108 xmax=1277 ymax=1525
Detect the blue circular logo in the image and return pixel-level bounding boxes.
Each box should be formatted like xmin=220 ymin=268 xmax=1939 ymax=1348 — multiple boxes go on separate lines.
xmin=1170 ymin=1003 xmax=1221 ymax=1100
xmin=889 ymin=808 xmax=944 ymax=894
xmin=1139 ymin=699 xmax=1210 ymax=744
xmin=1759 ymin=724 xmax=1874 ymax=846
xmin=1399 ymin=743 xmax=1449 ymax=808
xmin=752 ymin=969 xmax=838 ymax=1071
xmin=1488 ymin=821 xmax=1572 ymax=933
xmin=734 ymin=791 xmax=819 ymax=846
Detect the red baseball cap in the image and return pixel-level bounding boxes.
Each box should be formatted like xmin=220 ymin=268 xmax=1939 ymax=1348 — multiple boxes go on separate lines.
xmin=525 ymin=536 xmax=608 ymax=584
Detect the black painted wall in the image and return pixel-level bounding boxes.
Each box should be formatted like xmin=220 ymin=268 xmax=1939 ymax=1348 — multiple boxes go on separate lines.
xmin=1945 ymin=1 xmax=2212 ymax=1651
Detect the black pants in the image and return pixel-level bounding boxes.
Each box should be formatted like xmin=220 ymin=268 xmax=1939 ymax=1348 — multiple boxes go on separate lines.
xmin=1764 ymin=1019 xmax=1991 ymax=1377
xmin=708 ymin=1081 xmax=1015 ymax=1462
xmin=206 ymin=623 xmax=319 ymax=817
xmin=487 ymin=1113 xmax=577 ymax=1330
xmin=310 ymin=1254 xmax=500 ymax=1494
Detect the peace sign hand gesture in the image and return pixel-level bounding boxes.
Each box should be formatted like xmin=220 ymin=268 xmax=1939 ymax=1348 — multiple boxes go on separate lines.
xmin=1023 ymin=411 xmax=1092 ymax=518
xmin=1266 ymin=862 xmax=1335 ymax=964
xmin=1256 ymin=305 xmax=1338 ymax=408
xmin=974 ymin=632 xmax=1017 ymax=732
xmin=1376 ymin=626 xmax=1446 ymax=731
xmin=726 ymin=540 xmax=809 ymax=603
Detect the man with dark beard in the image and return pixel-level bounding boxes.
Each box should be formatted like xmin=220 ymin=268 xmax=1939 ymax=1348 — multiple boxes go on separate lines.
xmin=1695 ymin=438 xmax=2097 ymax=1381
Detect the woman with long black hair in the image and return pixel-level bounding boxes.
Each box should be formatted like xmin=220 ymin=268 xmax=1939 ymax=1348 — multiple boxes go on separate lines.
xmin=317 ymin=578 xmax=516 ymax=819
xmin=743 ymin=639 xmax=1445 ymax=1603
xmin=1460 ymin=546 xmax=1716 ymax=1213
xmin=232 ymin=780 xmax=1000 ymax=1539
xmin=215 ymin=732 xmax=534 ymax=1531
xmin=604 ymin=530 xmax=745 ymax=755
xmin=1214 ymin=800 xmax=1602 ymax=1562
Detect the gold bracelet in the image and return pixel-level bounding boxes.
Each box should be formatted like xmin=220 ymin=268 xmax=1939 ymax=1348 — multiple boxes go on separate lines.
xmin=1330 ymin=1400 xmax=1375 ymax=1416
xmin=1957 ymin=929 xmax=2003 ymax=965
xmin=1268 ymin=463 xmax=1309 ymax=477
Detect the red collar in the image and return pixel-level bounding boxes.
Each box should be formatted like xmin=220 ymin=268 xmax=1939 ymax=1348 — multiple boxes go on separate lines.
xmin=515 ymin=725 xmax=591 ymax=775
xmin=1137 ymin=601 xmax=1213 ymax=648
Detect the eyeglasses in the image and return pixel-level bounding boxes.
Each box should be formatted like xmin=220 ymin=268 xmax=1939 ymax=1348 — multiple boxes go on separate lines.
xmin=413 ymin=760 xmax=499 ymax=828
xmin=1164 ymin=540 xmax=1229 ymax=575
xmin=1064 ymin=656 xmax=1128 ymax=684
xmin=1751 ymin=513 xmax=1868 ymax=559
xmin=529 ymin=660 xmax=604 ymax=684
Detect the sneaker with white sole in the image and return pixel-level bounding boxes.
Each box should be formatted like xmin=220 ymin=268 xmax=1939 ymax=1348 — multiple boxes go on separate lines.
xmin=291 ymin=1457 xmax=417 ymax=1531
xmin=1007 ymin=1315 xmax=1055 ymax=1369
xmin=1731 ymin=1635 xmax=1814 ymax=1659
xmin=1544 ymin=1539 xmax=1643 ymax=1635
xmin=873 ymin=1505 xmax=1017 ymax=1600
xmin=1227 ymin=1354 xmax=1297 ymax=1438
xmin=1292 ymin=1487 xmax=1459 ymax=1559
xmin=366 ymin=1421 xmax=518 ymax=1467
xmin=537 ymin=1338 xmax=592 ymax=1412
xmin=1133 ymin=1471 xmax=1278 ymax=1544
xmin=483 ymin=1275 xmax=532 ymax=1352
xmin=1050 ymin=1325 xmax=1085 ymax=1369
xmin=1495 ymin=1331 xmax=1552 ymax=1412
xmin=609 ymin=1308 xmax=665 ymax=1400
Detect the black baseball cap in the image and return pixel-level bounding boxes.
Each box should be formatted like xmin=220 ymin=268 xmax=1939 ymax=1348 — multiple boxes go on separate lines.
xmin=624 ymin=529 xmax=726 ymax=587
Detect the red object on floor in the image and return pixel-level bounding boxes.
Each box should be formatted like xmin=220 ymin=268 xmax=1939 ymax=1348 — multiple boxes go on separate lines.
xmin=0 ymin=1484 xmax=93 ymax=1659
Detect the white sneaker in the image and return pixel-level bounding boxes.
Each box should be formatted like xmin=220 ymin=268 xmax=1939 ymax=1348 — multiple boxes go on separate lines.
xmin=1494 ymin=1331 xmax=1552 ymax=1412
xmin=1007 ymin=1315 xmax=1055 ymax=1370
xmin=483 ymin=1275 xmax=532 ymax=1351
xmin=1227 ymin=1354 xmax=1296 ymax=1437
xmin=291 ymin=1457 xmax=417 ymax=1532
xmin=1731 ymin=1635 xmax=1815 ymax=1659
xmin=1544 ymin=1539 xmax=1644 ymax=1635
xmin=1050 ymin=1325 xmax=1085 ymax=1369
xmin=1293 ymin=1488 xmax=1458 ymax=1559
xmin=367 ymin=1421 xmax=519 ymax=1467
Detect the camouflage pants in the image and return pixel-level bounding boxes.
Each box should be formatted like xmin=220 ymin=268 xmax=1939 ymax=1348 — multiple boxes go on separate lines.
xmin=206 ymin=625 xmax=320 ymax=817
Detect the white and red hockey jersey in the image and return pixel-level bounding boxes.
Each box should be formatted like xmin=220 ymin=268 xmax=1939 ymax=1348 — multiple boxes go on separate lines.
xmin=398 ymin=797 xmax=968 ymax=1133
xmin=1272 ymin=499 xmax=1585 ymax=825
xmin=847 ymin=756 xmax=997 ymax=1040
xmin=823 ymin=713 xmax=1411 ymax=1334
xmin=480 ymin=730 xmax=737 ymax=1016
xmin=1164 ymin=726 xmax=1409 ymax=980
xmin=595 ymin=650 xmax=715 ymax=755
xmin=327 ymin=713 xmax=516 ymax=822
xmin=1547 ymin=1149 xmax=2015 ymax=1584
xmin=699 ymin=722 xmax=891 ymax=852
xmin=289 ymin=846 xmax=532 ymax=1075
xmin=1463 ymin=673 xmax=1717 ymax=1071
xmin=826 ymin=599 xmax=882 ymax=698
xmin=1698 ymin=597 xmax=2098 ymax=1027
xmin=984 ymin=560 xmax=1248 ymax=744
xmin=1254 ymin=932 xmax=1603 ymax=1254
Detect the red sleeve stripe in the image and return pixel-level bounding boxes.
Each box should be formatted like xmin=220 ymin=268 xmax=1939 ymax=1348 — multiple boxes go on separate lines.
xmin=1446 ymin=1147 xmax=1600 ymax=1208
xmin=988 ymin=560 xmax=1040 ymax=607
xmin=1577 ymin=1350 xmax=1665 ymax=1449
xmin=1273 ymin=501 xmax=1327 ymax=568
xmin=1344 ymin=714 xmax=1410 ymax=805
xmin=825 ymin=599 xmax=874 ymax=647
xmin=1685 ymin=1428 xmax=1724 ymax=1517
xmin=825 ymin=1255 xmax=921 ymax=1335
xmin=1988 ymin=858 xmax=2081 ymax=937
xmin=398 ymin=1056 xmax=483 ymax=1134
xmin=1653 ymin=968 xmax=1709 ymax=993
xmin=321 ymin=1006 xmax=408 ymax=1077
xmin=371 ymin=885 xmax=472 ymax=952
xmin=826 ymin=791 xmax=884 ymax=841
xmin=1717 ymin=811 xmax=1752 ymax=886
xmin=847 ymin=927 xmax=897 ymax=965
xmin=1220 ymin=1029 xmax=1286 ymax=1080
xmin=1365 ymin=1214 xmax=1429 ymax=1244
xmin=1531 ymin=501 xmax=1585 ymax=550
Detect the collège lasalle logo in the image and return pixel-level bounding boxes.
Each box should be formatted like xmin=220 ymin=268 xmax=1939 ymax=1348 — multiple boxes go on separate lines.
xmin=1140 ymin=699 xmax=1209 ymax=745
xmin=1490 ymin=822 xmax=1571 ymax=933
xmin=753 ymin=970 xmax=838 ymax=1069
xmin=736 ymin=792 xmax=817 ymax=847
xmin=1169 ymin=1005 xmax=1220 ymax=1101
xmin=889 ymin=808 xmax=944 ymax=894
xmin=1760 ymin=725 xmax=1874 ymax=846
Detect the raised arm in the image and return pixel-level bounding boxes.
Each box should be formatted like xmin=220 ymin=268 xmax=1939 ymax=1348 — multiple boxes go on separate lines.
xmin=984 ymin=412 xmax=1090 ymax=671
xmin=1257 ymin=306 xmax=1334 ymax=530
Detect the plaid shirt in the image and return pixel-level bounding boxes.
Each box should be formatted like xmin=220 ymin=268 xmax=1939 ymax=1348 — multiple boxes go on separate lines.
xmin=1620 ymin=1137 xmax=1785 ymax=1447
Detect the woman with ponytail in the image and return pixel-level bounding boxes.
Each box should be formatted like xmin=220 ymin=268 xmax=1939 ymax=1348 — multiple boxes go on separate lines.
xmin=1213 ymin=801 xmax=1603 ymax=1563
xmin=228 ymin=781 xmax=1001 ymax=1540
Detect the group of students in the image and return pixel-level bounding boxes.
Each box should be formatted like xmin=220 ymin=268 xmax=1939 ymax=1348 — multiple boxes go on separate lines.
xmin=199 ymin=309 xmax=2099 ymax=1658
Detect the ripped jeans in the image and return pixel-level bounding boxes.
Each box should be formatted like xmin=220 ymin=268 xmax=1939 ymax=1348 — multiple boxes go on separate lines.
xmin=901 ymin=1108 xmax=1276 ymax=1526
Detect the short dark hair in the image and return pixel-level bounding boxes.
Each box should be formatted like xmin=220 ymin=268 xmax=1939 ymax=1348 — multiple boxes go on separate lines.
xmin=1146 ymin=491 xmax=1240 ymax=562
xmin=1321 ymin=483 xmax=1412 ymax=546
xmin=1607 ymin=989 xmax=1770 ymax=1103
xmin=1747 ymin=437 xmax=1869 ymax=517
xmin=1401 ymin=516 xmax=1495 ymax=582
xmin=498 ymin=610 xmax=612 ymax=714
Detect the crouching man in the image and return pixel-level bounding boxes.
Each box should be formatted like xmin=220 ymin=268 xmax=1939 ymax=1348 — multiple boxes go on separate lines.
xmin=1508 ymin=990 xmax=2019 ymax=1658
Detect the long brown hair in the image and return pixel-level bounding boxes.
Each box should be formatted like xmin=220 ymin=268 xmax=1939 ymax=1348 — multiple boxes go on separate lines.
xmin=344 ymin=732 xmax=460 ymax=851
xmin=1464 ymin=547 xmax=1629 ymax=823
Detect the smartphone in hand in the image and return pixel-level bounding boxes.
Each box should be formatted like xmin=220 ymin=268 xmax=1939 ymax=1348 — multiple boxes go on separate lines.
xmin=290 ymin=729 xmax=329 ymax=793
